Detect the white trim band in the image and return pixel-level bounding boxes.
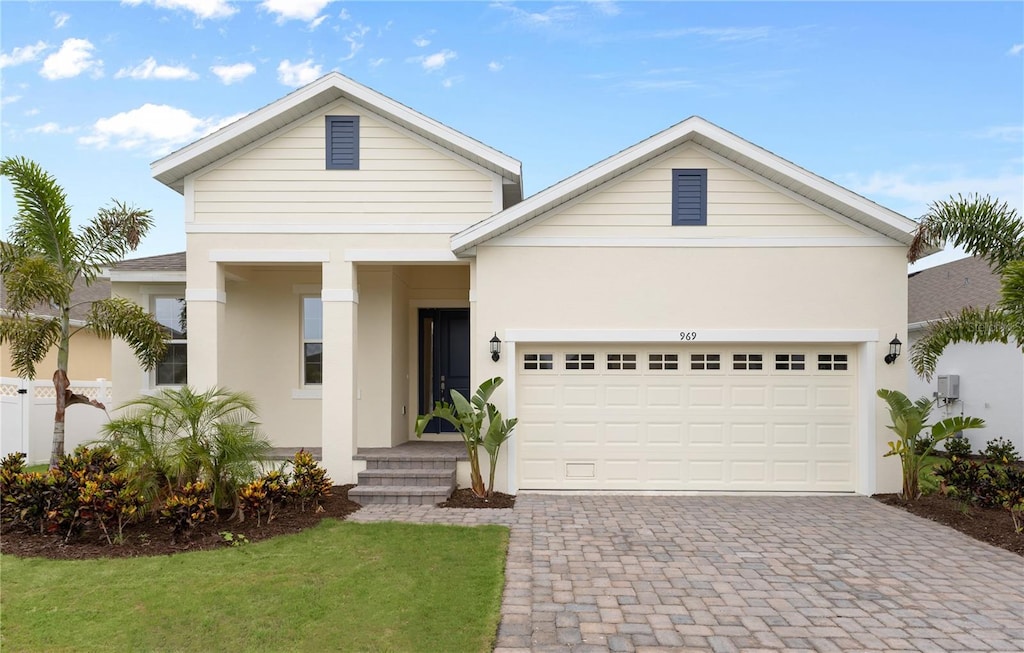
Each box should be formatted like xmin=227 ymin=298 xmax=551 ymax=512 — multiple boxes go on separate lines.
xmin=343 ymin=249 xmax=460 ymax=262
xmin=209 ymin=249 xmax=330 ymax=263
xmin=322 ymin=289 xmax=359 ymax=303
xmin=109 ymin=271 xmax=187 ymax=283
xmin=493 ymin=237 xmax=901 ymax=249
xmin=184 ymin=289 xmax=226 ymax=303
xmin=504 ymin=328 xmax=880 ymax=343
xmin=187 ymin=223 xmax=466 ymax=235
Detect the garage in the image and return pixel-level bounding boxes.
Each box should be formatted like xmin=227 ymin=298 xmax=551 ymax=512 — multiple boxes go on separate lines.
xmin=516 ymin=344 xmax=858 ymax=492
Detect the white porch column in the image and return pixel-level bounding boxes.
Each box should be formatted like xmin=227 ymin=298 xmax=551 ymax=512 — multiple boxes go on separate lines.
xmin=321 ymin=261 xmax=358 ymax=484
xmin=185 ymin=257 xmax=225 ymax=390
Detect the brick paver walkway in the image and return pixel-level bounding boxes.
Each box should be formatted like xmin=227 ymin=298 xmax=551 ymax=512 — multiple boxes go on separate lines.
xmin=349 ymin=494 xmax=1024 ymax=652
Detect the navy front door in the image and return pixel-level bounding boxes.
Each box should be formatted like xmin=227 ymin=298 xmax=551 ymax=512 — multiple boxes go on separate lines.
xmin=418 ymin=309 xmax=471 ymax=433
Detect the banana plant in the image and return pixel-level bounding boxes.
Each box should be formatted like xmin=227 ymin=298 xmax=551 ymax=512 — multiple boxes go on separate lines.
xmin=415 ymin=377 xmax=513 ymax=498
xmin=878 ymin=388 xmax=986 ymax=499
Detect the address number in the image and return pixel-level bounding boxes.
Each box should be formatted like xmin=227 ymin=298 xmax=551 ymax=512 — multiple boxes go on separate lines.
xmin=679 ymin=331 xmax=698 ymax=341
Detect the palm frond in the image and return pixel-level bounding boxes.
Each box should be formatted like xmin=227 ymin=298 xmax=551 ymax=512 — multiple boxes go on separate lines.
xmin=999 ymin=260 xmax=1024 ymax=326
xmin=0 ymin=252 xmax=72 ymax=314
xmin=86 ymin=297 xmax=167 ymax=370
xmin=908 ymin=194 xmax=1024 ymax=268
xmin=76 ymin=201 xmax=154 ymax=281
xmin=909 ymin=307 xmax=1019 ymax=380
xmin=0 ymin=156 xmax=78 ymax=273
xmin=0 ymin=316 xmax=62 ymax=379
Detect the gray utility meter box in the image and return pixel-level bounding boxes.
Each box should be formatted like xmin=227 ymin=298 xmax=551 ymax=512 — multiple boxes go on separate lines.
xmin=937 ymin=374 xmax=960 ymax=400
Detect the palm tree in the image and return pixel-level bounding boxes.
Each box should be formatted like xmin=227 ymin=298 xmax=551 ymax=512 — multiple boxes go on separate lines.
xmin=907 ymin=194 xmax=1024 ymax=379
xmin=0 ymin=156 xmax=168 ymax=467
xmin=102 ymin=386 xmax=271 ymax=515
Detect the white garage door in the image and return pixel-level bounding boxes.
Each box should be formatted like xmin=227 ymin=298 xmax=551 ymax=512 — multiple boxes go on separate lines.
xmin=516 ymin=345 xmax=857 ymax=492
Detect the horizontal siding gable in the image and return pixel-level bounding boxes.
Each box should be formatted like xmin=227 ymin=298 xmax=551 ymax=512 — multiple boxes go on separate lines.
xmin=503 ymin=144 xmax=870 ymax=242
xmin=326 ymin=115 xmax=359 ymax=170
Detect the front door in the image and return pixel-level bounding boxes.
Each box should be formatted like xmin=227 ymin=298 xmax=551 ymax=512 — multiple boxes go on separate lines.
xmin=418 ymin=308 xmax=471 ymax=433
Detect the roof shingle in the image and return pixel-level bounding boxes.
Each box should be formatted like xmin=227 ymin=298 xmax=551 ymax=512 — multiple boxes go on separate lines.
xmin=908 ymin=256 xmax=1003 ymax=324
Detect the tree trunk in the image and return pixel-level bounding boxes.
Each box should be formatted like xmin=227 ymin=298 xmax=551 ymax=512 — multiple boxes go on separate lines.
xmin=51 ymin=369 xmax=68 ymax=468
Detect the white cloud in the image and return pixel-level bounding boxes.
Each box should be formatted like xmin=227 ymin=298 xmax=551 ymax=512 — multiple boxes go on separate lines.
xmin=492 ymin=2 xmax=580 ymax=28
xmin=211 ymin=62 xmax=256 ymax=84
xmin=261 ymin=0 xmax=334 ymax=23
xmin=0 ymin=41 xmax=49 ymax=69
xmin=24 ymin=108 xmax=40 ymax=116
xmin=0 ymin=95 xmax=23 ymax=106
xmin=115 ymin=57 xmax=198 ymax=80
xmin=413 ymin=36 xmax=431 ymax=47
xmin=309 ymin=15 xmax=328 ymax=30
xmin=40 ymin=38 xmax=102 ymax=80
xmin=121 ymin=0 xmax=237 ymax=21
xmin=1008 ymin=43 xmax=1023 ymax=55
xmin=845 ymin=169 xmax=1024 ymax=217
xmin=28 ymin=122 xmax=76 ymax=135
xmin=338 ymin=24 xmax=370 ymax=61
xmin=441 ymin=75 xmax=463 ymax=89
xmin=52 ymin=12 xmax=71 ymax=29
xmin=277 ymin=59 xmax=322 ymax=86
xmin=971 ymin=125 xmax=1024 ymax=142
xmin=410 ymin=49 xmax=456 ymax=72
xmin=78 ymin=103 xmax=244 ymax=155
xmin=338 ymin=8 xmax=350 ymax=20
xmin=487 ymin=60 xmax=504 ymax=72
xmin=585 ymin=0 xmax=620 ymax=16
xmin=368 ymin=57 xmax=388 ymax=68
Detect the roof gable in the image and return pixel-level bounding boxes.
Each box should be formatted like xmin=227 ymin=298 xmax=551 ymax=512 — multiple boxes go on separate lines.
xmin=452 ymin=116 xmax=920 ymax=254
xmin=152 ymin=72 xmax=521 ymax=194
xmin=909 ymin=256 xmax=1003 ymax=324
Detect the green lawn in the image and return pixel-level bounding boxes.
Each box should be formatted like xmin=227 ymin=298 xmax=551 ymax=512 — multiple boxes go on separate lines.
xmin=1 ymin=520 xmax=509 ymax=653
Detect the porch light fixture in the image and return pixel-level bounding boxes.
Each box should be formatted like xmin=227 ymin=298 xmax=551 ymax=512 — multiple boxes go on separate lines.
xmin=884 ymin=334 xmax=902 ymax=365
xmin=490 ymin=333 xmax=502 ymax=362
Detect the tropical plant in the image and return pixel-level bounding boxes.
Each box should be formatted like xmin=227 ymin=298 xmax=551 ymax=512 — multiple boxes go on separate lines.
xmin=160 ymin=481 xmax=216 ymax=540
xmin=944 ymin=435 xmax=973 ymax=458
xmin=415 ymin=377 xmax=516 ymax=498
xmin=982 ymin=437 xmax=1021 ymax=465
xmin=101 ymin=386 xmax=271 ymax=515
xmin=290 ymin=449 xmax=331 ymax=512
xmin=907 ymin=194 xmax=1024 ymax=380
xmin=877 ymin=388 xmax=986 ymax=499
xmin=0 ymin=156 xmax=167 ymax=467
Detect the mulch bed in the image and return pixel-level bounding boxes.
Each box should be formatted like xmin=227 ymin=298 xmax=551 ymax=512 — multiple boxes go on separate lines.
xmin=0 ymin=485 xmax=361 ymax=561
xmin=874 ymin=493 xmax=1023 ymax=557
xmin=438 ymin=488 xmax=516 ymax=509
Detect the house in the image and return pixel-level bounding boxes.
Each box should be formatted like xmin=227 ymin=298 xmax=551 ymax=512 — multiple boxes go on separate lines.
xmin=1 ymin=277 xmax=113 ymax=462
xmin=907 ymin=256 xmax=1024 ymax=453
xmin=111 ymin=72 xmax=921 ymax=496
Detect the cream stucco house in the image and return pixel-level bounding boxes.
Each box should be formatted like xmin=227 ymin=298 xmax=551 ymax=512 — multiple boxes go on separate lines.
xmin=111 ymin=72 xmax=920 ymax=496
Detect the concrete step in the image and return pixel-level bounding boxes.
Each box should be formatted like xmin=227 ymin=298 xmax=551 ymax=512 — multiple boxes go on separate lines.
xmin=362 ymin=455 xmax=457 ymax=471
xmin=349 ymin=485 xmax=454 ymax=506
xmin=357 ymin=467 xmax=456 ymax=487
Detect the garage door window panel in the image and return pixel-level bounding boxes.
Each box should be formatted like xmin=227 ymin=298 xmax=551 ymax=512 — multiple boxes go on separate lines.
xmin=732 ymin=353 xmax=764 ymax=372
xmin=690 ymin=353 xmax=721 ymax=371
xmin=607 ymin=353 xmax=637 ymax=371
xmin=565 ymin=353 xmax=596 ymax=371
xmin=774 ymin=353 xmax=806 ymax=372
xmin=817 ymin=353 xmax=849 ymax=372
xmin=523 ymin=353 xmax=554 ymax=371
xmin=648 ymin=353 xmax=679 ymax=371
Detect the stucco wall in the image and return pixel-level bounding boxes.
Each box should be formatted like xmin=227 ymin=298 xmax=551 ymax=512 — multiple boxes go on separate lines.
xmin=1 ymin=331 xmax=110 ymax=381
xmin=907 ymin=336 xmax=1024 ymax=454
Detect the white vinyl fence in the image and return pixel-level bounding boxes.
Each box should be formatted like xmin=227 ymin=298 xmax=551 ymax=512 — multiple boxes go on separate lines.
xmin=1 ymin=377 xmax=112 ymax=465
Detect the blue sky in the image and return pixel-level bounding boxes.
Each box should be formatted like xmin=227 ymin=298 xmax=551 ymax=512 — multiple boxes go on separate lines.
xmin=1 ymin=1 xmax=1022 ymax=266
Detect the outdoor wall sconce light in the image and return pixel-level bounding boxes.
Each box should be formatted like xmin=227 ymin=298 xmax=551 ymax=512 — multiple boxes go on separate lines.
xmin=490 ymin=333 xmax=502 ymax=362
xmin=884 ymin=334 xmax=902 ymax=365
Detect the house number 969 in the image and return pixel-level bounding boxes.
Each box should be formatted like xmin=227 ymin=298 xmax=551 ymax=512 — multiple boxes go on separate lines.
xmin=679 ymin=331 xmax=697 ymax=341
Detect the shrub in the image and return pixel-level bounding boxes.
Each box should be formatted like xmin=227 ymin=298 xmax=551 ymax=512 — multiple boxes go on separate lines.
xmin=913 ymin=434 xmax=936 ymax=456
xmin=160 ymin=482 xmax=216 ymax=540
xmin=75 ymin=473 xmax=146 ymax=545
xmin=291 ymin=450 xmax=331 ymax=512
xmin=982 ymin=437 xmax=1021 ymax=465
xmin=0 ymin=452 xmax=27 ymax=522
xmin=944 ymin=436 xmax=973 ymax=458
xmin=239 ymin=470 xmax=290 ymax=526
xmin=936 ymin=457 xmax=1002 ymax=508
xmin=995 ymin=466 xmax=1024 ymax=533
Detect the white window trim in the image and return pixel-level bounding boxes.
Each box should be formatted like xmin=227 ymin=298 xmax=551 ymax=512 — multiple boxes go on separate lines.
xmin=300 ymin=295 xmax=323 ymax=389
xmin=151 ymin=295 xmax=187 ymax=389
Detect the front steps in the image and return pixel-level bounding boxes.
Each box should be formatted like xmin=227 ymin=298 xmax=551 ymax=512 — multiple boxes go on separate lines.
xmin=349 ymin=452 xmax=457 ymax=506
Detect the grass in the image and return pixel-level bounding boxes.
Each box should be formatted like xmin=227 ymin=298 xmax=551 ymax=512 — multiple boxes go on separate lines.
xmin=1 ymin=520 xmax=509 ymax=653
xmin=23 ymin=464 xmax=48 ymax=474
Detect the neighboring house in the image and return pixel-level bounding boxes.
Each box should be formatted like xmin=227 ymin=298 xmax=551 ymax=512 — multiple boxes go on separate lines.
xmin=1 ymin=277 xmax=113 ymax=462
xmin=112 ymin=72 xmax=921 ymax=495
xmin=907 ymin=256 xmax=1024 ymax=454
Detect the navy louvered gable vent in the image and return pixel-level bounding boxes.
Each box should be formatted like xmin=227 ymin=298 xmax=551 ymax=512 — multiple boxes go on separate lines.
xmin=672 ymin=168 xmax=707 ymax=226
xmin=326 ymin=116 xmax=359 ymax=170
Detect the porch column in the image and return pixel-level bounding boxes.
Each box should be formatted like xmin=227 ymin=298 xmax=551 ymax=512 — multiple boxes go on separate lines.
xmin=321 ymin=260 xmax=358 ymax=484
xmin=184 ymin=258 xmax=225 ymax=390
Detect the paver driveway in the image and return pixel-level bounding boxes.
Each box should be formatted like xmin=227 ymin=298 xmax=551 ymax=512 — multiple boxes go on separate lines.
xmin=494 ymin=494 xmax=1024 ymax=653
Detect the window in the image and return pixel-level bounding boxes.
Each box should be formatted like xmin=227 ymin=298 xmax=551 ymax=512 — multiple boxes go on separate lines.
xmin=154 ymin=297 xmax=187 ymax=385
xmin=817 ymin=353 xmax=848 ymax=371
xmin=565 ymin=353 xmax=595 ymax=370
xmin=775 ymin=354 xmax=806 ymax=371
xmin=649 ymin=353 xmax=679 ymax=371
xmin=672 ymin=168 xmax=707 ymax=226
xmin=303 ymin=297 xmax=323 ymax=385
xmin=690 ymin=353 xmax=721 ymax=370
xmin=524 ymin=353 xmax=554 ymax=370
xmin=607 ymin=353 xmax=637 ymax=370
xmin=732 ymin=353 xmax=763 ymax=371
xmin=326 ymin=116 xmax=359 ymax=170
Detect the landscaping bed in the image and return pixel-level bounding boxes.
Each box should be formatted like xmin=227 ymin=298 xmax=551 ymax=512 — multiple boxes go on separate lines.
xmin=873 ymin=492 xmax=1023 ymax=557
xmin=440 ymin=488 xmax=516 ymax=509
xmin=0 ymin=484 xmax=360 ymax=560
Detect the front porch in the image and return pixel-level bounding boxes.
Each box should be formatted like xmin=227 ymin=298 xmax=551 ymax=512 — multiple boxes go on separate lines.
xmin=349 ymin=441 xmax=468 ymax=506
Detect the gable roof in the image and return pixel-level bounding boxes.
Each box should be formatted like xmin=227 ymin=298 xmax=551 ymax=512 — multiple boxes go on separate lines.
xmin=111 ymin=251 xmax=187 ymax=272
xmin=451 ymin=116 xmax=920 ymax=254
xmin=151 ymin=72 xmax=522 ymax=194
xmin=0 ymin=276 xmax=109 ymax=322
xmin=908 ymin=256 xmax=1003 ymax=324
